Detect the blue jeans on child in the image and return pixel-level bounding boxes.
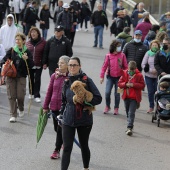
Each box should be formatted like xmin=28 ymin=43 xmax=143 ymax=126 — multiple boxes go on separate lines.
xmin=105 ymin=76 xmax=120 ymax=109
xmin=145 ymin=76 xmax=157 ymax=108
xmin=42 ymin=29 xmax=48 ymax=40
xmin=94 ymin=25 xmax=104 ymax=48
xmin=124 ymin=99 xmax=137 ymax=129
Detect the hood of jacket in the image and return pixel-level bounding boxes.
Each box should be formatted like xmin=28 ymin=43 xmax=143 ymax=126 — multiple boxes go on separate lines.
xmin=6 ymin=14 xmax=16 ymax=28
xmin=117 ymin=32 xmax=132 ymax=39
xmin=145 ymin=30 xmax=156 ymax=41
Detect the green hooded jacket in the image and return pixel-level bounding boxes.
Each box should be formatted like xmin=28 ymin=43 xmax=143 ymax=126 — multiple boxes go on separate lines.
xmin=116 ymin=32 xmax=132 ymax=42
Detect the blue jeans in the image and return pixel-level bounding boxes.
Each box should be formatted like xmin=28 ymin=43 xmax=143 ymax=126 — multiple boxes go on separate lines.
xmin=124 ymin=99 xmax=137 ymax=128
xmin=42 ymin=29 xmax=48 ymax=40
xmin=102 ymin=0 xmax=108 ymax=11
xmin=145 ymin=76 xmax=157 ymax=108
xmin=94 ymin=25 xmax=104 ymax=48
xmin=105 ymin=76 xmax=120 ymax=108
xmin=112 ymin=0 xmax=118 ymax=12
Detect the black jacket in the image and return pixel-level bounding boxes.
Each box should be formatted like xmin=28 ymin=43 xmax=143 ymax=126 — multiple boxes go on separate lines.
xmin=80 ymin=2 xmax=91 ymax=18
xmin=154 ymin=50 xmax=170 ymax=75
xmin=115 ymin=17 xmax=124 ymax=36
xmin=60 ymin=71 xmax=102 ymax=127
xmin=2 ymin=48 xmax=34 ymax=78
xmin=43 ymin=35 xmax=73 ymax=73
xmin=57 ymin=10 xmax=72 ymax=30
xmin=91 ymin=10 xmax=108 ymax=27
xmin=40 ymin=9 xmax=53 ymax=29
xmin=123 ymin=40 xmax=147 ymax=71
xmin=23 ymin=6 xmax=40 ymax=25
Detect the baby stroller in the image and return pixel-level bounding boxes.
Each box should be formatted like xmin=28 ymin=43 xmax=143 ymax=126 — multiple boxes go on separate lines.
xmin=152 ymin=75 xmax=170 ymax=127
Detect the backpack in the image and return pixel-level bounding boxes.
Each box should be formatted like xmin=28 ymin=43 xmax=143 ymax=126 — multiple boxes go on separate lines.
xmin=110 ymin=21 xmax=117 ymax=35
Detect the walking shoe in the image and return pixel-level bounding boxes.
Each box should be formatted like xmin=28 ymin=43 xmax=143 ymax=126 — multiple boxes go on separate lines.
xmin=85 ymin=29 xmax=88 ymax=32
xmin=9 ymin=117 xmax=16 ymax=123
xmin=113 ymin=108 xmax=119 ymax=115
xmin=28 ymin=94 xmax=34 ymax=99
xmin=50 ymin=150 xmax=60 ymax=159
xmin=126 ymin=128 xmax=133 ymax=136
xmin=19 ymin=110 xmax=25 ymax=118
xmin=34 ymin=97 xmax=41 ymax=103
xmin=93 ymin=45 xmax=97 ymax=47
xmin=147 ymin=108 xmax=154 ymax=113
xmin=104 ymin=106 xmax=111 ymax=114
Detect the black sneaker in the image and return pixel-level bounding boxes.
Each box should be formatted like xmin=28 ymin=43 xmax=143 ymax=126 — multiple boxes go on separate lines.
xmin=93 ymin=45 xmax=97 ymax=47
xmin=126 ymin=128 xmax=133 ymax=136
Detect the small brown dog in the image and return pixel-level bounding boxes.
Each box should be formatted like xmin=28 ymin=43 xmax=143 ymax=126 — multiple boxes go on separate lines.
xmin=70 ymin=80 xmax=95 ymax=114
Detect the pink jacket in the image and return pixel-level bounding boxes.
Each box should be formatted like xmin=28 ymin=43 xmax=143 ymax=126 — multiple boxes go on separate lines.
xmin=43 ymin=73 xmax=67 ymax=111
xmin=100 ymin=52 xmax=128 ymax=78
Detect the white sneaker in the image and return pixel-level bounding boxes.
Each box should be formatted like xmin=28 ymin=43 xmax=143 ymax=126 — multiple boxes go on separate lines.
xmin=76 ymin=29 xmax=79 ymax=32
xmin=85 ymin=29 xmax=88 ymax=32
xmin=19 ymin=110 xmax=25 ymax=117
xmin=9 ymin=117 xmax=16 ymax=123
xmin=28 ymin=94 xmax=34 ymax=99
xmin=35 ymin=97 xmax=41 ymax=103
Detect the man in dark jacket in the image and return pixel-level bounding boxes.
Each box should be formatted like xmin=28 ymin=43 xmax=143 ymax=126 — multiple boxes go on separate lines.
xmin=57 ymin=3 xmax=72 ymax=40
xmin=91 ymin=3 xmax=108 ymax=49
xmin=43 ymin=25 xmax=73 ymax=76
xmin=123 ymin=30 xmax=147 ymax=71
xmin=23 ymin=1 xmax=42 ymax=35
xmin=143 ymin=24 xmax=160 ymax=49
xmin=154 ymin=37 xmax=170 ymax=76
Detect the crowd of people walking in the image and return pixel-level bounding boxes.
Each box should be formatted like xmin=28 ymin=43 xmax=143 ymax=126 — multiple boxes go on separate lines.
xmin=1 ymin=0 xmax=170 ymax=170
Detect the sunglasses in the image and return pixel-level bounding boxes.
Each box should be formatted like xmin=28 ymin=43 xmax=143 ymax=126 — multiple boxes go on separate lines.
xmin=68 ymin=64 xmax=79 ymax=68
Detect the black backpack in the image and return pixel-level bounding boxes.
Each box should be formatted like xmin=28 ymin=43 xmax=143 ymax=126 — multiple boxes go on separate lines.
xmin=110 ymin=21 xmax=117 ymax=35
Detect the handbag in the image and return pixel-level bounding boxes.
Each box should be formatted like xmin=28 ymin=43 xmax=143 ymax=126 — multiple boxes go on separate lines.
xmin=144 ymin=63 xmax=149 ymax=72
xmin=1 ymin=49 xmax=17 ymax=78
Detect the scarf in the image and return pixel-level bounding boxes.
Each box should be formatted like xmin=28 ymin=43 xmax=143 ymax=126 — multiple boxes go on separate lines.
xmin=147 ymin=50 xmax=156 ymax=57
xmin=13 ymin=45 xmax=27 ymax=58
xmin=55 ymin=68 xmax=67 ymax=79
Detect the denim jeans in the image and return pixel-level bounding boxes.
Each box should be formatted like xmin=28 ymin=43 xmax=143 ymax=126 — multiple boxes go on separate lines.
xmin=102 ymin=0 xmax=108 ymax=11
xmin=145 ymin=76 xmax=157 ymax=108
xmin=124 ymin=99 xmax=137 ymax=128
xmin=94 ymin=25 xmax=104 ymax=48
xmin=112 ymin=0 xmax=118 ymax=12
xmin=42 ymin=29 xmax=48 ymax=40
xmin=105 ymin=76 xmax=120 ymax=108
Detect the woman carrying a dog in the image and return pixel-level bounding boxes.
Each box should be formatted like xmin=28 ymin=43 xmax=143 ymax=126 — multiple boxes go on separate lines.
xmin=60 ymin=56 xmax=102 ymax=170
xmin=43 ymin=55 xmax=70 ymax=159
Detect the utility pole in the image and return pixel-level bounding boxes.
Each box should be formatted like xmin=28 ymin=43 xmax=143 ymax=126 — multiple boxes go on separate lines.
xmin=158 ymin=0 xmax=162 ymax=20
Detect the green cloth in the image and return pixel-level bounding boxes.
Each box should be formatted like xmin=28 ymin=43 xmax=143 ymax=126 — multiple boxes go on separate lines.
xmin=147 ymin=49 xmax=156 ymax=57
xmin=116 ymin=32 xmax=132 ymax=42
xmin=13 ymin=45 xmax=27 ymax=58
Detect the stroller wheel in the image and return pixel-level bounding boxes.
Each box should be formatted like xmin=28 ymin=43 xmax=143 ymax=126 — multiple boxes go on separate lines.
xmin=152 ymin=115 xmax=155 ymax=123
xmin=157 ymin=119 xmax=160 ymax=127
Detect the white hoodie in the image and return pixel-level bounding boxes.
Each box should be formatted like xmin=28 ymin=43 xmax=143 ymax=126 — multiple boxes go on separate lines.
xmin=0 ymin=14 xmax=17 ymax=51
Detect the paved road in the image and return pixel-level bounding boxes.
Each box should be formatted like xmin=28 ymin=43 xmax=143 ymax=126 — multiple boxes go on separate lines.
xmin=1 ymin=1 xmax=170 ymax=170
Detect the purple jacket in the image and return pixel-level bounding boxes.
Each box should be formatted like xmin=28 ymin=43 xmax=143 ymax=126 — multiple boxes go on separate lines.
xmin=43 ymin=73 xmax=67 ymax=111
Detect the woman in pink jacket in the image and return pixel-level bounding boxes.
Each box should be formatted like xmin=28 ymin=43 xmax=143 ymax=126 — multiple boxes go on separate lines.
xmin=100 ymin=39 xmax=128 ymax=115
xmin=43 ymin=55 xmax=70 ymax=159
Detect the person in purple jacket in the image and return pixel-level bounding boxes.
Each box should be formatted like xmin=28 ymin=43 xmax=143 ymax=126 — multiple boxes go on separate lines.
xmin=43 ymin=55 xmax=70 ymax=159
xmin=141 ymin=40 xmax=160 ymax=113
xmin=100 ymin=39 xmax=128 ymax=115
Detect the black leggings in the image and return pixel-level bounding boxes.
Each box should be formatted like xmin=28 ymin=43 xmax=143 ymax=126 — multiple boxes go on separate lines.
xmin=61 ymin=124 xmax=92 ymax=170
xmin=52 ymin=111 xmax=63 ymax=151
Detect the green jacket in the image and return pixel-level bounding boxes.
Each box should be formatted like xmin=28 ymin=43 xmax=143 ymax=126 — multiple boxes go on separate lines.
xmin=116 ymin=32 xmax=132 ymax=42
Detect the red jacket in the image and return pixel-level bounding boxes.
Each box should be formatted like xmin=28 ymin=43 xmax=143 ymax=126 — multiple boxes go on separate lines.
xmin=118 ymin=69 xmax=145 ymax=103
xmin=26 ymin=38 xmax=46 ymax=67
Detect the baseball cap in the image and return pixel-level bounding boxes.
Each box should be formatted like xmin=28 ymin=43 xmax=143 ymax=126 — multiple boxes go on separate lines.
xmin=55 ymin=25 xmax=64 ymax=32
xmin=134 ymin=30 xmax=142 ymax=35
